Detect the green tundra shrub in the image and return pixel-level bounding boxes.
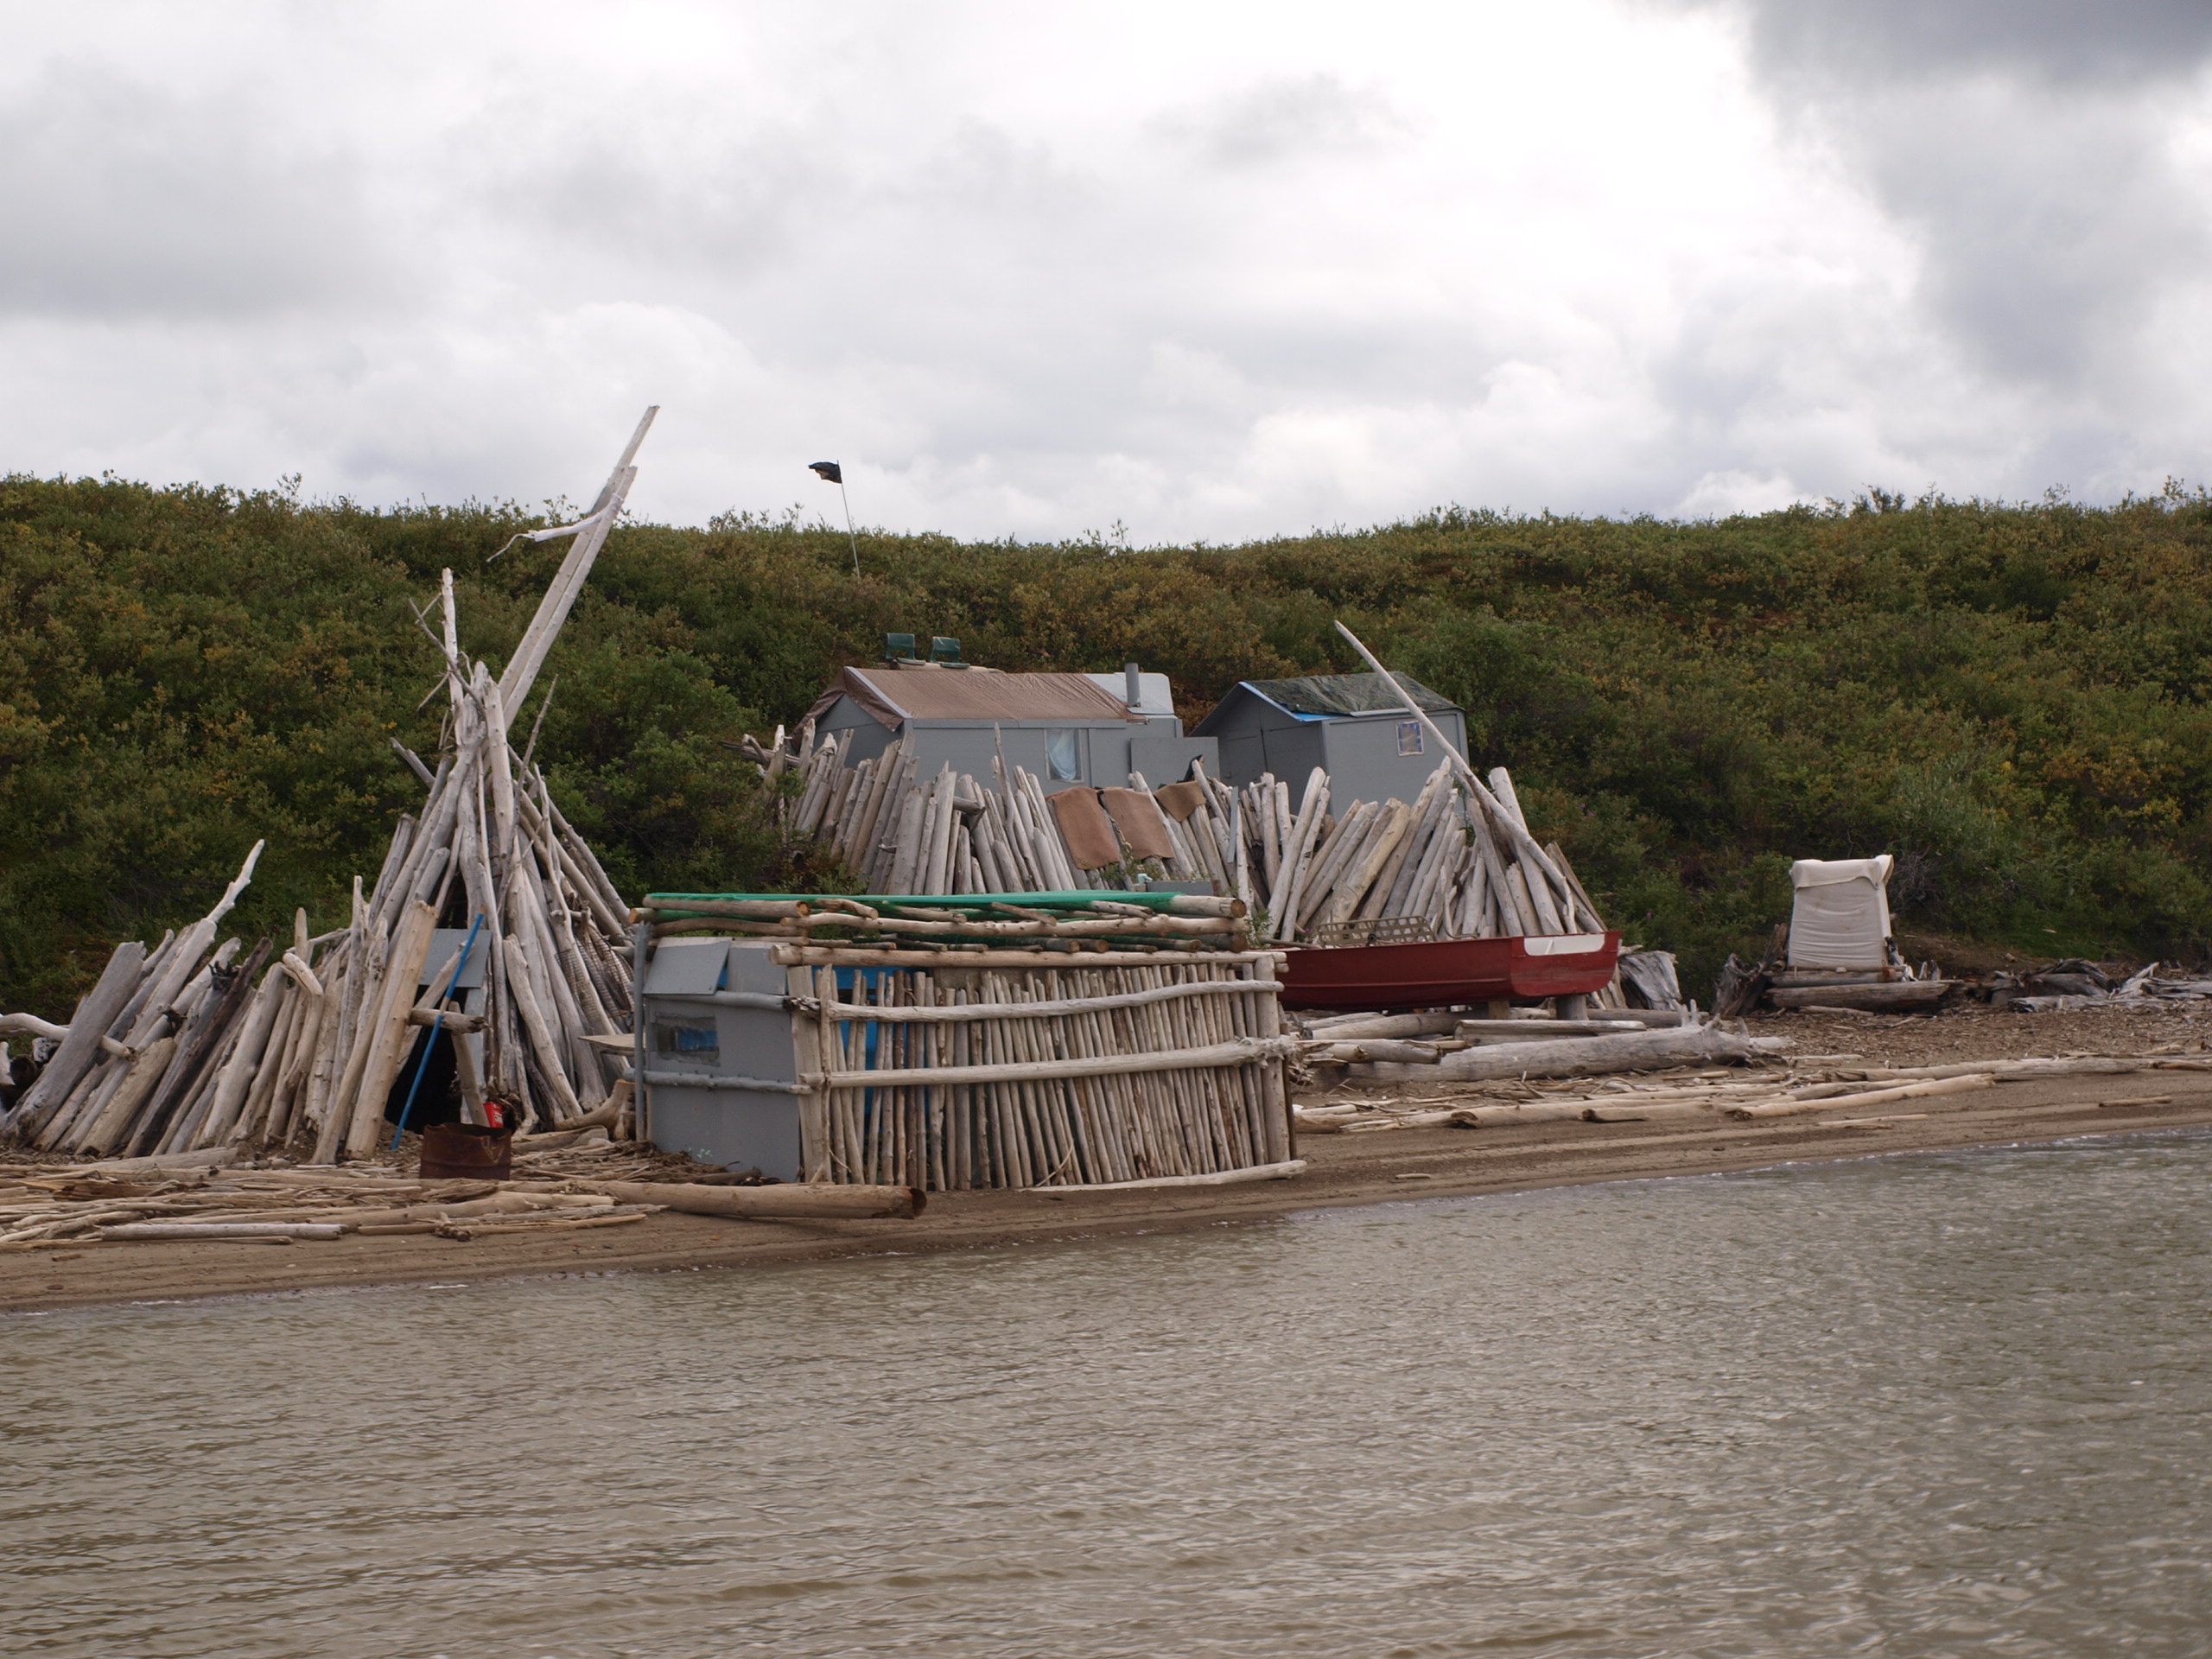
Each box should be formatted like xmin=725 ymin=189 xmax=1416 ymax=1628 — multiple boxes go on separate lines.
xmin=4 ymin=474 xmax=2209 ymax=1013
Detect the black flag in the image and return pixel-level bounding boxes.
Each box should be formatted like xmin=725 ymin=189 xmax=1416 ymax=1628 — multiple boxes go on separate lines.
xmin=809 ymin=461 xmax=842 ymax=484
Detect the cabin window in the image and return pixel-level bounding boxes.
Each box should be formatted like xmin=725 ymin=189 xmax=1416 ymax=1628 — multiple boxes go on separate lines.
xmin=1047 ymin=728 xmax=1081 ymax=780
xmin=1397 ymin=720 xmax=1424 ymax=756
xmin=652 ymin=1019 xmax=721 ymax=1063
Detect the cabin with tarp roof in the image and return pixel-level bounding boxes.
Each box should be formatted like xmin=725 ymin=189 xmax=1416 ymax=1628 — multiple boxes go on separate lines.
xmin=1194 ymin=671 xmax=1468 ymax=808
xmin=803 ymin=658 xmax=1216 ymax=792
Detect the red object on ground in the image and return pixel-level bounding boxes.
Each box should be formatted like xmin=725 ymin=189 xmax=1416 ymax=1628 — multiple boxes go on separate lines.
xmin=1279 ymin=931 xmax=1621 ymax=1012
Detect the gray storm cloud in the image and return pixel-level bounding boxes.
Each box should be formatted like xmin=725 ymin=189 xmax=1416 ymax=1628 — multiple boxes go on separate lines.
xmin=3 ymin=2 xmax=2209 ymax=537
xmin=1645 ymin=0 xmax=2212 ymax=500
xmin=0 ymin=61 xmax=385 ymax=318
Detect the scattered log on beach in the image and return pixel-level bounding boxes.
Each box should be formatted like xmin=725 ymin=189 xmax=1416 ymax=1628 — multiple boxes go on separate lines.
xmin=584 ymin=1179 xmax=924 ymax=1219
xmin=1768 ymin=981 xmax=1951 ymax=1014
xmin=1302 ymin=1011 xmax=1464 ymax=1039
xmin=1724 ymin=1073 xmax=1993 ymax=1119
xmin=1031 ymin=1159 xmax=1307 ymax=1192
xmin=1345 ymin=1022 xmax=1787 ymax=1085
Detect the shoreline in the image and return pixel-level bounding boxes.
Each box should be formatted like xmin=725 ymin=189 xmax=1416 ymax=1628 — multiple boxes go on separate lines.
xmin=7 ymin=1071 xmax=2208 ymax=1316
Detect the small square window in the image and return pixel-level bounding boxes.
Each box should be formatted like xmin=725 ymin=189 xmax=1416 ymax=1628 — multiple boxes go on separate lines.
xmin=1047 ymin=728 xmax=1081 ymax=780
xmin=1396 ymin=720 xmax=1424 ymax=756
xmin=652 ymin=1019 xmax=721 ymax=1063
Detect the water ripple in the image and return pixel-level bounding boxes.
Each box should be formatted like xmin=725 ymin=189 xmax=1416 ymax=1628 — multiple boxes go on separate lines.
xmin=6 ymin=1130 xmax=2209 ymax=1656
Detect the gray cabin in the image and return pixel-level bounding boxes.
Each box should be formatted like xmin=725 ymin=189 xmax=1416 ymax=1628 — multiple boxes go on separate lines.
xmin=804 ymin=663 xmax=1217 ymax=791
xmin=1194 ymin=672 xmax=1468 ymax=807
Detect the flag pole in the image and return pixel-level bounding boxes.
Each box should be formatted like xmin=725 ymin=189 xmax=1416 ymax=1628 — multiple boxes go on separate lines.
xmin=810 ymin=460 xmax=862 ymax=577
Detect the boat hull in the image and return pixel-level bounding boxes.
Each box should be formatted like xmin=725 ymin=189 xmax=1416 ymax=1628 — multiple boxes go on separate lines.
xmin=1281 ymin=931 xmax=1621 ymax=1012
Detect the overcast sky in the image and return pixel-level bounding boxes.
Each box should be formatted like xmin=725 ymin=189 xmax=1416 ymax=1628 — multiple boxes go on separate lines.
xmin=5 ymin=1 xmax=2210 ymax=543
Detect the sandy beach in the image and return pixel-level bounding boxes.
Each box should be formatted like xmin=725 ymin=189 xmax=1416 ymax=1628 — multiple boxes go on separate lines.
xmin=9 ymin=1002 xmax=2208 ymax=1317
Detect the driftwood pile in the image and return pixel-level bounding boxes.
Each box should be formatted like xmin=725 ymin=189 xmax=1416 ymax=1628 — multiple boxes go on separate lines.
xmin=759 ymin=728 xmax=1600 ymax=949
xmin=1986 ymin=960 xmax=2212 ymax=1014
xmin=1714 ymin=927 xmax=1949 ymax=1017
xmin=1714 ymin=932 xmax=2212 ymax=1020
xmin=0 ymin=415 xmax=658 ymax=1161
xmin=747 ymin=626 xmax=1631 ymax=963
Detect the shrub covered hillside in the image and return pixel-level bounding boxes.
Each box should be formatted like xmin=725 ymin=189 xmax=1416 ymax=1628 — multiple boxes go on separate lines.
xmin=4 ymin=474 xmax=2210 ymax=1014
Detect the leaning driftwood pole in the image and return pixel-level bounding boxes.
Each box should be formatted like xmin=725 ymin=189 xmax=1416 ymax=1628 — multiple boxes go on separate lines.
xmin=2 ymin=941 xmax=144 ymax=1138
xmin=499 ymin=407 xmax=658 ymax=712
xmin=1332 ymin=621 xmax=1580 ymax=917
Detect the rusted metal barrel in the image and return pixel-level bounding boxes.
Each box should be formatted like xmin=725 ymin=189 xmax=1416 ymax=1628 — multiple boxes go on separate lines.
xmin=418 ymin=1122 xmax=513 ymax=1182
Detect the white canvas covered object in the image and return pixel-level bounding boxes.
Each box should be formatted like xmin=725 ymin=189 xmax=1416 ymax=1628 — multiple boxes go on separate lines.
xmin=1787 ymin=855 xmax=1894 ymax=969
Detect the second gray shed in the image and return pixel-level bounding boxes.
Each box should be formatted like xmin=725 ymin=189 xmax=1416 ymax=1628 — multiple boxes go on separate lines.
xmin=1194 ymin=672 xmax=1468 ymax=808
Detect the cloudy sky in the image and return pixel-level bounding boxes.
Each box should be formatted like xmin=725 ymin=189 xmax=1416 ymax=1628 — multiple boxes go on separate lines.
xmin=5 ymin=1 xmax=2210 ymax=543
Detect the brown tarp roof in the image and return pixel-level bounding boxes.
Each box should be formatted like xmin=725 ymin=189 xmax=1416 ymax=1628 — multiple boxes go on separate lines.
xmin=806 ymin=666 xmax=1138 ymax=731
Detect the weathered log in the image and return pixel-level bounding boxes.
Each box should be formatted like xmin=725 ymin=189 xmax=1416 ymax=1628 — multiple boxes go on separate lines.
xmin=3 ymin=939 xmax=145 ymax=1136
xmin=1294 ymin=800 xmax=1375 ymax=933
xmin=1348 ymin=1022 xmax=1787 ymax=1084
xmin=1768 ymin=981 xmax=1950 ymax=1013
xmin=1726 ymin=1073 xmax=1993 ymax=1119
xmin=1270 ymin=769 xmax=1331 ymax=941
xmin=1452 ymin=1018 xmax=1652 ymax=1040
xmin=1442 ymin=1102 xmax=1592 ymax=1128
xmin=1325 ymin=799 xmax=1411 ymax=926
xmin=195 ymin=963 xmax=289 ymax=1148
xmin=77 ymin=1037 xmax=179 ymax=1156
xmin=1301 ymin=1010 xmax=1463 ymax=1039
xmin=586 ymin=1179 xmax=924 ymax=1219
xmin=502 ymin=935 xmax=582 ymax=1122
xmin=499 ymin=408 xmax=654 ymax=711
xmin=1336 ymin=623 xmax=1580 ymax=912
xmin=65 ymin=1147 xmax=238 ymax=1176
xmin=136 ymin=842 xmax=265 ymax=1037
xmin=343 ymin=901 xmax=441 ymax=1158
xmin=1861 ymin=1057 xmax=2171 ymax=1081
xmin=1309 ymin=1039 xmax=1444 ymax=1065
xmin=1768 ymin=969 xmax=1895 ymax=988
xmin=102 ymin=1222 xmax=345 ymax=1240
xmin=1033 ymin=1159 xmax=1306 ymax=1193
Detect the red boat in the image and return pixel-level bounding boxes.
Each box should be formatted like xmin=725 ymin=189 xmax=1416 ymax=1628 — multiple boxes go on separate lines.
xmin=1280 ymin=931 xmax=1621 ymax=1012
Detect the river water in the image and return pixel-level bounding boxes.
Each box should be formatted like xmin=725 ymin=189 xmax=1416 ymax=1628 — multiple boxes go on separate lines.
xmin=7 ymin=1130 xmax=2209 ymax=1656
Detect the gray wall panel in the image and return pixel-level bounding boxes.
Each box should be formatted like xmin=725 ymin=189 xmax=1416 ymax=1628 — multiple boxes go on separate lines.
xmin=1319 ymin=715 xmax=1462 ymax=810
xmin=643 ymin=942 xmax=804 ymax=1176
xmin=645 ymin=1089 xmax=803 ymax=1179
xmin=1260 ymin=725 xmax=1326 ymax=804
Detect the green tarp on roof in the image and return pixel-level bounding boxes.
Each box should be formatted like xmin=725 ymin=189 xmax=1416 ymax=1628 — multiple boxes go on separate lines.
xmin=1243 ymin=672 xmax=1456 ymax=718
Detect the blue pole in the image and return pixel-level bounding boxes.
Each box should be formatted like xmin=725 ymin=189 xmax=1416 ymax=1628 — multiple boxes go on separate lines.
xmin=392 ymin=912 xmax=485 ymax=1151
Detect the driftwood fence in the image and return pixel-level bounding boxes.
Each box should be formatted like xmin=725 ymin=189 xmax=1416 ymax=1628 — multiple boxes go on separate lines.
xmin=633 ymin=893 xmax=1294 ymax=1191
xmin=789 ymin=950 xmax=1294 ymax=1190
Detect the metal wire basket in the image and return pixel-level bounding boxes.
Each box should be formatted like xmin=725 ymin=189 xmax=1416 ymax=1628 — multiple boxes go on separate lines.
xmin=1313 ymin=917 xmax=1437 ymax=949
